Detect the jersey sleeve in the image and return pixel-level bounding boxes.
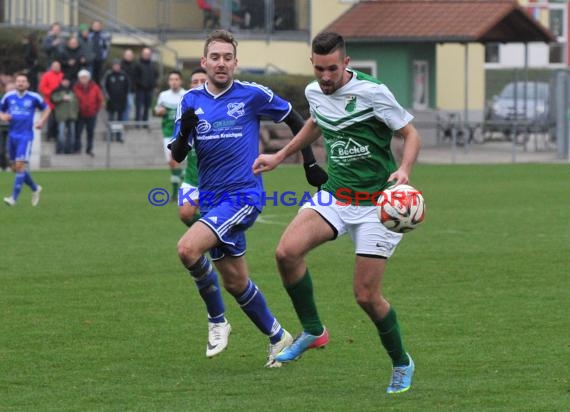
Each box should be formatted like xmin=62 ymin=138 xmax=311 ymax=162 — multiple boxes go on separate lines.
xmin=155 ymin=91 xmax=165 ymax=111
xmin=371 ymin=84 xmax=413 ymax=131
xmin=252 ymin=83 xmax=292 ymax=123
xmin=31 ymin=92 xmax=48 ymax=111
xmin=0 ymin=95 xmax=8 ymax=112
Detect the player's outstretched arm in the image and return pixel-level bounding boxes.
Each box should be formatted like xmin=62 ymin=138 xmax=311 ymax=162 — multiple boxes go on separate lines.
xmin=35 ymin=107 xmax=51 ymax=129
xmin=170 ymin=108 xmax=198 ymax=162
xmin=283 ymin=110 xmax=328 ymax=187
xmin=253 ymin=119 xmax=321 ymax=175
xmin=387 ymin=123 xmax=422 ymax=185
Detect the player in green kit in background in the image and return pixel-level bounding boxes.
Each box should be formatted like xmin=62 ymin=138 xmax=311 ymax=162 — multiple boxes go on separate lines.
xmin=178 ymin=68 xmax=207 ymax=226
xmin=155 ymin=70 xmax=186 ymax=201
xmin=253 ymin=32 xmax=421 ymax=394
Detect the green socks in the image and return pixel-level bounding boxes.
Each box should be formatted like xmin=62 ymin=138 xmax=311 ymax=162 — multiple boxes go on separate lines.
xmin=375 ymin=307 xmax=409 ymax=367
xmin=284 ymin=270 xmax=324 ymax=336
xmin=285 ymin=270 xmax=408 ymax=366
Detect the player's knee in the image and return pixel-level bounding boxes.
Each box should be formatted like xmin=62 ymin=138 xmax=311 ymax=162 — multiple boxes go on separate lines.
xmin=177 ymin=238 xmax=199 ymax=263
xmin=354 ymin=288 xmax=377 ymax=309
xmin=275 ymin=242 xmax=299 ymax=267
xmin=223 ymin=278 xmax=246 ymax=296
xmin=179 ymin=207 xmax=195 ymax=224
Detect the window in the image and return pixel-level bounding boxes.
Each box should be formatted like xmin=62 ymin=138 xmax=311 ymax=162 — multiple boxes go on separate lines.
xmin=350 ymin=60 xmax=377 ymax=77
xmin=549 ymin=43 xmax=564 ymax=64
xmin=549 ymin=8 xmax=564 ymax=38
xmin=485 ymin=43 xmax=500 ymax=63
xmin=548 ymin=5 xmax=567 ymax=64
xmin=274 ymin=0 xmax=296 ymax=30
xmin=412 ymin=60 xmax=428 ymax=110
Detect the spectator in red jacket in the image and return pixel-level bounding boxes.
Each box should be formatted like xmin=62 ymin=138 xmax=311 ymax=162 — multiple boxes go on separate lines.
xmin=38 ymin=60 xmax=64 ymax=140
xmin=73 ymin=69 xmax=104 ymax=156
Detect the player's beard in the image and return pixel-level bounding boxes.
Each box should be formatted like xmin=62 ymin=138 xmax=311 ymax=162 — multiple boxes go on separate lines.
xmin=319 ymin=81 xmax=337 ymax=95
xmin=211 ymin=72 xmax=232 ymax=90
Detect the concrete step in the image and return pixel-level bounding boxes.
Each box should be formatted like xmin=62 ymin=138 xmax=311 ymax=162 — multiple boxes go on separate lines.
xmin=39 ymin=121 xmax=314 ymax=169
xmin=40 ymin=127 xmax=167 ymax=169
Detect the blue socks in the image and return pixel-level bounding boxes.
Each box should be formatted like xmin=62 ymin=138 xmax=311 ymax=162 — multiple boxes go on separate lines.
xmin=11 ymin=171 xmax=37 ymax=201
xmin=235 ymin=279 xmax=284 ymax=344
xmin=24 ymin=171 xmax=38 ymax=192
xmin=11 ymin=172 xmax=25 ymax=200
xmin=188 ymin=257 xmax=284 ymax=343
xmin=188 ymin=256 xmax=225 ymax=323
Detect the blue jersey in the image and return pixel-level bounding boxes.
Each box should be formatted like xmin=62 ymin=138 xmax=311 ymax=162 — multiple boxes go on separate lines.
xmin=0 ymin=90 xmax=47 ymax=140
xmin=174 ymin=80 xmax=292 ymax=211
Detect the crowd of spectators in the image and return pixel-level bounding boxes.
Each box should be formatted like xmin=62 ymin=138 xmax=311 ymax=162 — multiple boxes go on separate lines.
xmin=1 ymin=20 xmax=160 ymax=162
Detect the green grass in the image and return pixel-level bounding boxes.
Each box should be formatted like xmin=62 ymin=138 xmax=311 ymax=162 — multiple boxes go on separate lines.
xmin=1 ymin=164 xmax=569 ymax=411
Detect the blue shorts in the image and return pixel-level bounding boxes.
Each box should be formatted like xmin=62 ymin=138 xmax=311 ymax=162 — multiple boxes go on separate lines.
xmin=199 ymin=201 xmax=259 ymax=261
xmin=8 ymin=137 xmax=33 ymax=162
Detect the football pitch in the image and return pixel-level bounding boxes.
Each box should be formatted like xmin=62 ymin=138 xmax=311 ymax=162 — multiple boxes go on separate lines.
xmin=1 ymin=164 xmax=569 ymax=411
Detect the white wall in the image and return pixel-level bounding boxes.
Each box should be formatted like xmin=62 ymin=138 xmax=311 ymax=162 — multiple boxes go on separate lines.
xmin=486 ymin=43 xmax=559 ymax=69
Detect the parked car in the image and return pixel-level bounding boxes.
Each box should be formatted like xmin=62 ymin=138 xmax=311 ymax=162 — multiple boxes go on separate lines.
xmin=485 ymin=81 xmax=552 ymax=139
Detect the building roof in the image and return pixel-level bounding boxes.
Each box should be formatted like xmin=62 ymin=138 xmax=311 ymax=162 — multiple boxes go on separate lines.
xmin=324 ymin=0 xmax=556 ymax=43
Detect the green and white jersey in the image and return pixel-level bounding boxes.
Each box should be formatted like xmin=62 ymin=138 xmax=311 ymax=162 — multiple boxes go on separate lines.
xmin=155 ymin=88 xmax=186 ymax=138
xmin=307 ymin=69 xmax=413 ymax=205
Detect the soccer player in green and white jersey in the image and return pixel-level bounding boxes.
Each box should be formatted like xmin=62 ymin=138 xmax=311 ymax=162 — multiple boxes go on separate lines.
xmin=253 ymin=32 xmax=421 ymax=394
xmin=155 ymin=70 xmax=186 ymax=201
xmin=178 ymin=68 xmax=207 ymax=226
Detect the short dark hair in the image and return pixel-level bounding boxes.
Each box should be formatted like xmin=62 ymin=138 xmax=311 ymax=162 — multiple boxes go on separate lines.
xmin=191 ymin=67 xmax=207 ymax=76
xmin=14 ymin=72 xmax=30 ymax=82
xmin=168 ymin=69 xmax=182 ymax=78
xmin=204 ymin=29 xmax=238 ymax=57
xmin=312 ymin=32 xmax=346 ymax=56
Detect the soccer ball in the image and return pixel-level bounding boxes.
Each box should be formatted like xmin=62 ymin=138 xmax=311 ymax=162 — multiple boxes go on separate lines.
xmin=377 ymin=184 xmax=425 ymax=233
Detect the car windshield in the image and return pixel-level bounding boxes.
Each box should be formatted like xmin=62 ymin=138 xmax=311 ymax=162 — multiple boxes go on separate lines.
xmin=501 ymin=82 xmax=549 ymax=99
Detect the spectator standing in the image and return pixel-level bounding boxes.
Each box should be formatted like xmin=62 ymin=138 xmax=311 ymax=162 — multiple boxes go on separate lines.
xmin=42 ymin=22 xmax=65 ymax=64
xmin=77 ymin=24 xmax=95 ymax=73
xmin=73 ymin=69 xmax=104 ymax=156
xmin=0 ymin=82 xmax=16 ymax=171
xmin=88 ymin=20 xmax=111 ymax=85
xmin=51 ymin=77 xmax=78 ymax=154
xmin=0 ymin=122 xmax=7 ymax=171
xmin=120 ymin=48 xmax=136 ymax=121
xmin=102 ymin=59 xmax=130 ymax=142
xmin=57 ymin=37 xmax=86 ymax=84
xmin=22 ymin=33 xmax=40 ymax=92
xmin=38 ymin=60 xmax=64 ymax=141
xmin=133 ymin=47 xmax=158 ymax=126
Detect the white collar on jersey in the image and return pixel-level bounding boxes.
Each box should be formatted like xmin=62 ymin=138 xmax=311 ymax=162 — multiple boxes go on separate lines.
xmin=204 ymin=80 xmax=234 ymax=99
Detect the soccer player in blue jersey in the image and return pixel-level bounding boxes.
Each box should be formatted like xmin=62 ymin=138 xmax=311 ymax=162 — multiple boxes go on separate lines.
xmin=1 ymin=73 xmax=51 ymax=206
xmin=169 ymin=29 xmax=328 ymax=367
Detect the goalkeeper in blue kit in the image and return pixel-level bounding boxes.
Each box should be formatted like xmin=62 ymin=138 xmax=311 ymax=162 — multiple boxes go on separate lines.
xmin=169 ymin=29 xmax=328 ymax=366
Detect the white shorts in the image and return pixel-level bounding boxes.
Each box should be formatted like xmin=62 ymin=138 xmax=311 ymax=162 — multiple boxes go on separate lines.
xmin=179 ymin=182 xmax=200 ymax=206
xmin=163 ymin=138 xmax=172 ymax=162
xmin=300 ymin=190 xmax=403 ymax=258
